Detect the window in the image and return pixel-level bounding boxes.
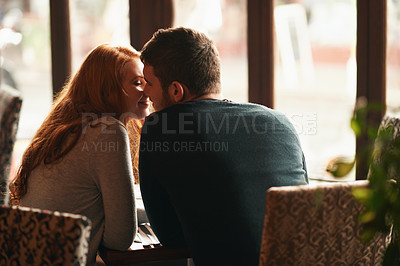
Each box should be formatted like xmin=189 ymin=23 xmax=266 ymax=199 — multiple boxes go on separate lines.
xmin=387 ymin=0 xmax=400 ymax=116
xmin=69 ymin=0 xmax=130 ymax=73
xmin=1 ymin=0 xmax=52 ymax=177
xmin=1 ymin=0 xmax=52 ymax=140
xmin=173 ymin=0 xmax=248 ymax=102
xmin=3 ymin=0 xmax=389 ymax=182
xmin=273 ymin=0 xmax=357 ymax=180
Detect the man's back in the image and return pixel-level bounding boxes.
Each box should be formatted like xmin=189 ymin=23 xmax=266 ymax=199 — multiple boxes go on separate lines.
xmin=139 ymin=99 xmax=308 ymax=266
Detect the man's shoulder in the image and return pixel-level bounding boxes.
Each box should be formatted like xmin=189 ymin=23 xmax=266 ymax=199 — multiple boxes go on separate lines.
xmin=210 ymin=101 xmax=285 ymax=120
xmin=229 ymin=101 xmax=273 ymax=113
xmin=143 ymin=100 xmax=289 ymax=127
xmin=173 ymin=99 xmax=274 ymax=114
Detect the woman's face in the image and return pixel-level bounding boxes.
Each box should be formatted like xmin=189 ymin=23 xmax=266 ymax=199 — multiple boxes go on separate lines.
xmin=122 ymin=57 xmax=150 ymax=121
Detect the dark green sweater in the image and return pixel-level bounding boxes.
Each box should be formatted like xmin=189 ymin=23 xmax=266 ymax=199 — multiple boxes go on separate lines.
xmin=139 ymin=99 xmax=308 ymax=266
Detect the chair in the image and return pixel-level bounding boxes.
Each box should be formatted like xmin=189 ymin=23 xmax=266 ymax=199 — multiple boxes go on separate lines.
xmin=0 ymin=85 xmax=22 ymax=205
xmin=259 ymin=181 xmax=389 ymax=266
xmin=376 ymin=116 xmax=400 ymax=140
xmin=369 ymin=116 xmax=400 ymax=180
xmin=0 ymin=205 xmax=91 ymax=265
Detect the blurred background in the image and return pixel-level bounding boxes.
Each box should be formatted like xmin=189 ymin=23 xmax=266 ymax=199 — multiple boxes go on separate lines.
xmin=1 ymin=0 xmax=399 ymax=181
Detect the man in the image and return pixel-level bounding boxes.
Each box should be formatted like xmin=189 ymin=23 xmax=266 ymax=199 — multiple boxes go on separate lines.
xmin=139 ymin=27 xmax=308 ymax=266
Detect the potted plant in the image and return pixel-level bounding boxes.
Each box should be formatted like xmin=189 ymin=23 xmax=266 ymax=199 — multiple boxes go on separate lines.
xmin=327 ymin=99 xmax=400 ymax=265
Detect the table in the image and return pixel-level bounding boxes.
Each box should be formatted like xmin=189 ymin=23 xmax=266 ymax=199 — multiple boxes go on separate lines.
xmin=99 ymin=245 xmax=191 ymax=265
xmin=98 ymin=221 xmax=191 ymax=265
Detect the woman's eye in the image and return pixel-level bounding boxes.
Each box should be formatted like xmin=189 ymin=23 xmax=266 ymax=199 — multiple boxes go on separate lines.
xmin=133 ymin=78 xmax=146 ymax=86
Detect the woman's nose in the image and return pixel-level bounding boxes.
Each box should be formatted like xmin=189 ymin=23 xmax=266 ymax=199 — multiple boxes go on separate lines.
xmin=137 ymin=83 xmax=146 ymax=92
xmin=143 ymin=84 xmax=150 ymax=95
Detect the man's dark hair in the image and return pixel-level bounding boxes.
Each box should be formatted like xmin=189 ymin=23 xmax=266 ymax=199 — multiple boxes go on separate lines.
xmin=140 ymin=27 xmax=221 ymax=96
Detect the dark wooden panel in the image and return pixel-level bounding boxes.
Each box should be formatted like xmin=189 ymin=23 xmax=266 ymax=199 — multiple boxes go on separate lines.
xmin=49 ymin=0 xmax=71 ymax=97
xmin=248 ymin=0 xmax=274 ymax=108
xmin=356 ymin=0 xmax=387 ymax=179
xmin=129 ymin=0 xmax=174 ymax=51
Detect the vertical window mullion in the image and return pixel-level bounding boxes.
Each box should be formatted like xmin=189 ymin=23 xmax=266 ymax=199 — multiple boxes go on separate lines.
xmin=129 ymin=0 xmax=174 ymax=51
xmin=356 ymin=0 xmax=387 ymax=179
xmin=248 ymin=0 xmax=274 ymax=108
xmin=49 ymin=0 xmax=71 ymax=98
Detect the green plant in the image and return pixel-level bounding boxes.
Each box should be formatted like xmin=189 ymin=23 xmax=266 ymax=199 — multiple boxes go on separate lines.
xmin=353 ymin=121 xmax=400 ymax=265
xmin=327 ymin=99 xmax=400 ymax=265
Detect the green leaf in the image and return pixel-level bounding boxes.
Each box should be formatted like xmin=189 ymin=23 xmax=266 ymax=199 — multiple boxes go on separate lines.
xmin=359 ymin=211 xmax=376 ymax=224
xmin=352 ymin=188 xmax=372 ymax=201
xmin=360 ymin=228 xmax=377 ymax=243
xmin=325 ymin=156 xmax=355 ymax=178
xmin=351 ymin=118 xmax=362 ymax=136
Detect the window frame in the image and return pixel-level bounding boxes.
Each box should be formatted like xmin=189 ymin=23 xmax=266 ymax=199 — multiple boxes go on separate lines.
xmin=247 ymin=0 xmax=386 ymax=179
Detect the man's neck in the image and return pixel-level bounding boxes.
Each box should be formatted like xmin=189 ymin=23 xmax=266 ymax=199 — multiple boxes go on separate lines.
xmin=187 ymin=92 xmax=224 ymax=102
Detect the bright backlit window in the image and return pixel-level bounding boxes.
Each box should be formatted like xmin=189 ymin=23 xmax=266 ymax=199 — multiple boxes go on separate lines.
xmin=274 ymin=0 xmax=357 ymax=180
xmin=387 ymin=0 xmax=400 ymax=116
xmin=173 ymin=0 xmax=248 ymax=103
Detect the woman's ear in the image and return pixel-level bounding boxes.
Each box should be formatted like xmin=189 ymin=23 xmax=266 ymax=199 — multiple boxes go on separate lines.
xmin=168 ymin=81 xmax=185 ymax=103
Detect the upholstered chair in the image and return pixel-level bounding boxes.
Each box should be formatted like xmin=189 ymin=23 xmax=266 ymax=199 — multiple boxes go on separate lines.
xmin=259 ymin=181 xmax=388 ymax=266
xmin=0 ymin=85 xmax=22 ymax=205
xmin=0 ymin=205 xmax=91 ymax=265
xmin=369 ymin=116 xmax=400 ymax=180
xmin=376 ymin=116 xmax=400 ymax=141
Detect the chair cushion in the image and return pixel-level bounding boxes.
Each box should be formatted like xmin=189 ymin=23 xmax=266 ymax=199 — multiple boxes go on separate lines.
xmin=0 ymin=205 xmax=91 ymax=265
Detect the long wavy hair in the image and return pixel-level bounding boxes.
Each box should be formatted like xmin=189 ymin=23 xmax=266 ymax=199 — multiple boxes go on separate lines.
xmin=10 ymin=44 xmax=142 ymax=205
xmin=127 ymin=120 xmax=143 ymax=184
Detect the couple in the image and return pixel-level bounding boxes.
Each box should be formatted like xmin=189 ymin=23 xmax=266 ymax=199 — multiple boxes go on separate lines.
xmin=10 ymin=27 xmax=308 ymax=266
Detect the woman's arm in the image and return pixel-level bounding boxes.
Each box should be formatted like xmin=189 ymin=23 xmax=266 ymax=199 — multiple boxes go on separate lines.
xmin=92 ymin=121 xmax=137 ymax=250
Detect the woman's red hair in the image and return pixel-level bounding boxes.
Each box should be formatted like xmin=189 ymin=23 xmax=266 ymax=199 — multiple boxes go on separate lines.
xmin=10 ymin=44 xmax=142 ymax=205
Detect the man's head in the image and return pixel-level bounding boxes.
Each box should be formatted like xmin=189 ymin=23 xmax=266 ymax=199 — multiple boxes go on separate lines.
xmin=141 ymin=27 xmax=221 ymax=111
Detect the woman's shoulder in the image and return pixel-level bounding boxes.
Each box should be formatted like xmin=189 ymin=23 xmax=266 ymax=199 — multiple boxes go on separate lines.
xmin=90 ymin=116 xmax=125 ymax=127
xmin=83 ymin=116 xmax=127 ymax=138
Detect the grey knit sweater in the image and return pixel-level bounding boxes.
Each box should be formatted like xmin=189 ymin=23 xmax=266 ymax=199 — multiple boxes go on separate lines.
xmin=20 ymin=116 xmax=137 ymax=266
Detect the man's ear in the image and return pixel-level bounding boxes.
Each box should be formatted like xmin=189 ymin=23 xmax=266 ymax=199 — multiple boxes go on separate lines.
xmin=168 ymin=81 xmax=185 ymax=103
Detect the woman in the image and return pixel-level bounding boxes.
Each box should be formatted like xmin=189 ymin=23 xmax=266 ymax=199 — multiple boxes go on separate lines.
xmin=9 ymin=44 xmax=149 ymax=265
